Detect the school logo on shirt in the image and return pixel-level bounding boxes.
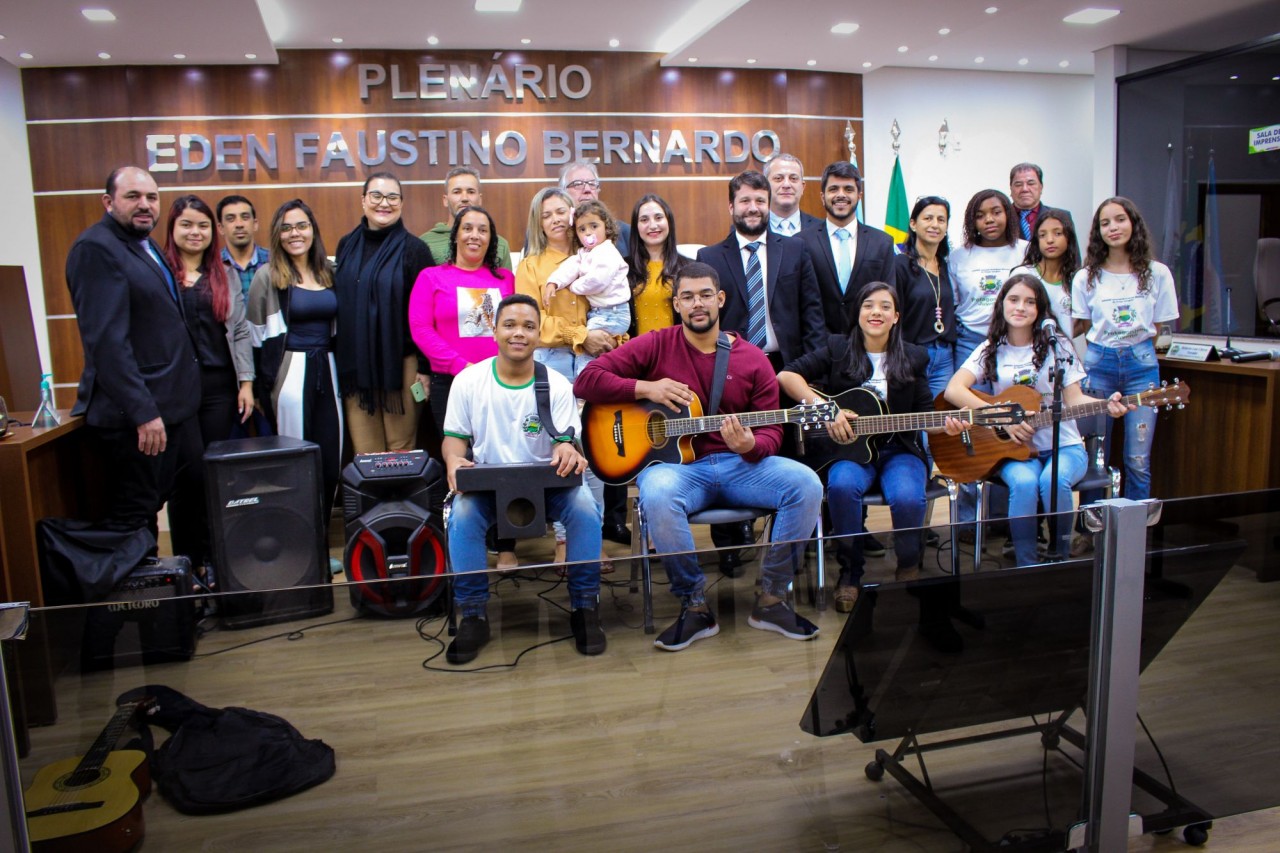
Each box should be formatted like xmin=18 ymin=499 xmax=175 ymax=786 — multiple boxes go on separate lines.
xmin=1111 ymin=304 xmax=1136 ymax=328
xmin=520 ymin=413 xmax=544 ymax=438
xmin=1012 ymin=367 xmax=1037 ymax=386
xmin=979 ymin=273 xmax=1002 ymax=297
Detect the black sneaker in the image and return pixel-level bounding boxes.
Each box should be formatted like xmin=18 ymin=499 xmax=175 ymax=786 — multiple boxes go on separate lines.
xmin=748 ymin=600 xmax=820 ymax=641
xmin=654 ymin=607 xmax=719 ymax=652
xmin=446 ymin=616 xmax=490 ymax=665
xmin=863 ymin=533 xmax=887 ymax=558
xmin=571 ymin=606 xmax=607 ymax=656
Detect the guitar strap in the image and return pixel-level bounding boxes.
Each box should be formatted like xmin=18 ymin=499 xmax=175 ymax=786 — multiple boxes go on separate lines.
xmin=705 ymin=332 xmax=733 ymax=417
xmin=533 ymin=361 xmax=575 ymax=442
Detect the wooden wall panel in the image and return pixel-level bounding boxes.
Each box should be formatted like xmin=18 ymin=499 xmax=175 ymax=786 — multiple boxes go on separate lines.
xmin=24 ymin=49 xmax=864 ymax=392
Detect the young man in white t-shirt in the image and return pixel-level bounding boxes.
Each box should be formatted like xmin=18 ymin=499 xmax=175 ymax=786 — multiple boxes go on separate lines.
xmin=441 ymin=293 xmax=605 ymax=664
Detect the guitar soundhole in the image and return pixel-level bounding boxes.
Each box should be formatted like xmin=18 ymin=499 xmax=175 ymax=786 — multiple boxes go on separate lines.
xmin=55 ymin=766 xmax=110 ymax=791
xmin=646 ymin=411 xmax=668 ymax=449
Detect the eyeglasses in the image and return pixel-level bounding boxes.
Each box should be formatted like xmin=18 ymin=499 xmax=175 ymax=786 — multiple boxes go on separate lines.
xmin=279 ymin=221 xmax=312 ymax=234
xmin=565 ymin=180 xmax=600 ymax=191
xmin=675 ymin=290 xmax=718 ymax=306
xmin=365 ymin=191 xmax=403 ymax=206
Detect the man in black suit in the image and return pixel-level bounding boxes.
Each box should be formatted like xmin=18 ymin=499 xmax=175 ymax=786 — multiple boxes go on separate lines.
xmin=66 ymin=166 xmax=202 ymax=553
xmin=798 ymin=161 xmax=898 ymax=335
xmin=696 ymin=170 xmax=824 ymax=572
xmin=1010 ymin=162 xmax=1048 ymax=241
xmin=765 ymin=153 xmax=823 ymax=236
xmin=697 ymin=170 xmax=825 ymax=370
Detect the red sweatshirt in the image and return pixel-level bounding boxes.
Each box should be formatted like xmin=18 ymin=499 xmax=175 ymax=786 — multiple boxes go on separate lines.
xmin=573 ymin=326 xmax=781 ymax=462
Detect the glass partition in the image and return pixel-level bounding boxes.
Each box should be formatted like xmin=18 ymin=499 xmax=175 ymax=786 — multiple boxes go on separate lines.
xmin=4 ymin=493 xmax=1278 ymax=850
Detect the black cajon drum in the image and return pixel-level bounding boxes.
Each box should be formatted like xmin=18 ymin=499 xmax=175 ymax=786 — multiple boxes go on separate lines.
xmin=454 ymin=463 xmax=582 ymax=539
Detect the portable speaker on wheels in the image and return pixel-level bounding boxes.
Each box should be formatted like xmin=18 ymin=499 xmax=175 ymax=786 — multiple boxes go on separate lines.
xmin=342 ymin=450 xmax=447 ymax=618
xmin=205 ymin=436 xmax=334 ymax=629
xmin=81 ymin=556 xmax=199 ymax=671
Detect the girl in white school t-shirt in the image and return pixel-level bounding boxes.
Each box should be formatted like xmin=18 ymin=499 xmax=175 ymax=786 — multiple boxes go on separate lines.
xmin=945 ymin=274 xmax=1130 ymax=566
xmin=1070 ymin=197 xmax=1179 ymax=502
xmin=948 ymin=189 xmax=1028 ymax=383
xmin=1010 ymin=207 xmax=1083 ymax=353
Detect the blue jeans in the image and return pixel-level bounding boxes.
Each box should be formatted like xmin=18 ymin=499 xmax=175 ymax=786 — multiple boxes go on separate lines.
xmin=534 ymin=346 xmax=593 ymax=382
xmin=924 ymin=341 xmax=956 ymax=399
xmin=449 ymin=483 xmax=602 ymax=616
xmin=997 ymin=443 xmax=1088 ymax=566
xmin=828 ymin=444 xmax=927 ymax=582
xmin=1081 ymin=340 xmax=1159 ymax=501
xmin=637 ymin=453 xmax=822 ymax=606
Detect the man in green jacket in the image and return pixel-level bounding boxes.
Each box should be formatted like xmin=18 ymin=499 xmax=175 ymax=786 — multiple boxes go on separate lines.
xmin=420 ymin=166 xmax=512 ymax=270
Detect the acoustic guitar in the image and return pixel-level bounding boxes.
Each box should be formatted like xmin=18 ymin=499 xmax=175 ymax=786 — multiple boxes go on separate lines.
xmin=581 ymin=397 xmax=838 ymax=486
xmin=25 ymin=698 xmax=152 ymax=853
xmin=930 ymin=379 xmax=1191 ymax=483
xmin=800 ymin=386 xmax=1026 ymax=471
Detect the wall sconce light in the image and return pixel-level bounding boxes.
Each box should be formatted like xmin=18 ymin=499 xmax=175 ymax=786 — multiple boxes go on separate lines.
xmin=938 ymin=118 xmax=950 ymax=156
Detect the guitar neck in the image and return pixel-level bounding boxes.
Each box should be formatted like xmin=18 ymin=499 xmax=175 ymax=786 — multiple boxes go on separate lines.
xmin=67 ymin=701 xmax=141 ymax=785
xmin=1025 ymin=390 xmax=1146 ymax=429
xmin=664 ymin=408 xmax=800 ymax=437
xmin=849 ymin=409 xmax=981 ymax=435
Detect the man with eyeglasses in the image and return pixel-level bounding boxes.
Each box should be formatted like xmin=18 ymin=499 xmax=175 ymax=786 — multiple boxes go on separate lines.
xmin=559 ymin=160 xmax=632 ymax=252
xmin=574 ymin=262 xmax=823 ymax=651
xmin=420 ymin=166 xmax=512 ymax=270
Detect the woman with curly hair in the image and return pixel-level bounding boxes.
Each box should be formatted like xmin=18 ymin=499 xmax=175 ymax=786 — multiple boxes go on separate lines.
xmin=948 ymin=189 xmax=1027 ymax=380
xmin=1070 ymin=197 xmax=1178 ymax=501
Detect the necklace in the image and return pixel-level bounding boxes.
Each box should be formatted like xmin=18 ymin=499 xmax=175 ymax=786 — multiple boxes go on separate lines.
xmin=922 ymin=266 xmax=945 ymax=334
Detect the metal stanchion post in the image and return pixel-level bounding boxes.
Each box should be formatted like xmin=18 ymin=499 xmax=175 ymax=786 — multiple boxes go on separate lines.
xmin=0 ymin=602 xmax=31 ymax=853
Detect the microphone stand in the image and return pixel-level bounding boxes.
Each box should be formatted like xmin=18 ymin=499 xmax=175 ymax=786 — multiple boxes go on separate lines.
xmin=1221 ymin=285 xmax=1241 ymax=359
xmin=1046 ymin=327 xmax=1073 ymax=561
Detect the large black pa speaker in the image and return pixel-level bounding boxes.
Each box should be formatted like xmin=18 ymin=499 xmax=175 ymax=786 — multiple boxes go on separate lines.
xmin=205 ymin=436 xmax=334 ymax=629
xmin=342 ymin=450 xmax=447 ymax=618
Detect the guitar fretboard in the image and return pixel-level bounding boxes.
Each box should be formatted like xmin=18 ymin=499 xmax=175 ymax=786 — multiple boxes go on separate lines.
xmin=1024 ymin=388 xmax=1177 ymax=430
xmin=66 ymin=701 xmax=142 ymax=787
xmin=657 ymin=408 xmax=806 ymax=438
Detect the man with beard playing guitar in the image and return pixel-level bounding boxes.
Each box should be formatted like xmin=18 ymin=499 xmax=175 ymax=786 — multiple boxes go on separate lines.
xmin=574 ymin=262 xmax=824 ymax=651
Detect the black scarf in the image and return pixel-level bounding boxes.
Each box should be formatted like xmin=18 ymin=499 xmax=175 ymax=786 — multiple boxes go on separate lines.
xmin=334 ymin=217 xmax=410 ymax=414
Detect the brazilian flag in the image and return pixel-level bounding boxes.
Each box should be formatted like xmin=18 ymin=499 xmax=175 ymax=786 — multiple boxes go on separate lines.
xmin=884 ymin=156 xmax=909 ymax=244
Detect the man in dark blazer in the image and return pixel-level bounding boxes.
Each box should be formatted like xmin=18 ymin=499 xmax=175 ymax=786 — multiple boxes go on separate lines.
xmin=66 ymin=165 xmax=202 ymax=551
xmin=697 ymin=170 xmax=825 ymax=371
xmin=1010 ymin=162 xmax=1048 ymax=241
xmin=798 ymin=161 xmax=898 ymax=335
xmin=765 ymin=153 xmax=823 ymax=236
xmin=696 ymin=170 xmax=824 ymax=572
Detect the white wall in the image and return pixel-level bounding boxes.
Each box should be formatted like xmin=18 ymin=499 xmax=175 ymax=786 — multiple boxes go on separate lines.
xmin=861 ymin=67 xmax=1095 ymax=249
xmin=0 ymin=59 xmax=49 ymax=376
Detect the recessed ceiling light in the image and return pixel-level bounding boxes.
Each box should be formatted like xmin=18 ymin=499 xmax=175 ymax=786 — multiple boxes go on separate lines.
xmin=245 ymin=53 xmax=257 ymax=60
xmin=173 ymin=53 xmax=186 ymax=59
xmin=1018 ymin=57 xmax=1029 ymax=65
xmin=475 ymin=0 xmax=521 ymax=11
xmin=427 ymin=35 xmax=439 ymax=45
xmin=1229 ymin=74 xmax=1239 ymax=80
xmin=975 ymin=56 xmax=985 ymax=63
xmin=898 ymin=45 xmax=908 ymax=53
xmin=688 ymin=57 xmax=698 ymax=63
xmin=97 ymin=52 xmax=111 ymax=59
xmin=331 ymin=37 xmax=343 ymax=44
xmin=19 ymin=52 xmax=33 ymax=60
xmin=609 ymin=38 xmax=620 ymax=48
xmin=746 ymin=58 xmax=756 ymax=64
xmin=1063 ymin=8 xmax=1120 ymax=25
xmin=862 ymin=61 xmax=872 ymax=68
xmin=520 ymin=38 xmax=531 ymax=44
xmin=1059 ymin=60 xmax=1070 ymax=68
xmin=807 ymin=59 xmax=817 ymax=66
xmin=928 ymin=55 xmax=938 ymax=62
xmin=82 ymin=9 xmax=117 ymax=22
xmin=0 ymin=34 xmax=6 ymax=40
xmin=1273 ymin=75 xmax=1279 ymax=81
xmin=938 ymin=28 xmax=950 ymax=36
xmin=985 ymin=7 xmax=999 ymax=14
xmin=830 ymin=22 xmax=859 ymax=35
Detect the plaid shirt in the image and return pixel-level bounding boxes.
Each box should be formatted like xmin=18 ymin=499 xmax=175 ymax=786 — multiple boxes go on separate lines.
xmin=222 ymin=245 xmax=270 ymax=297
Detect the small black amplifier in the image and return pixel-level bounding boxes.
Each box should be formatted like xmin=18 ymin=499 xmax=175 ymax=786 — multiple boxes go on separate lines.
xmin=348 ymin=450 xmax=433 ymax=480
xmin=81 ymin=556 xmax=199 ymax=671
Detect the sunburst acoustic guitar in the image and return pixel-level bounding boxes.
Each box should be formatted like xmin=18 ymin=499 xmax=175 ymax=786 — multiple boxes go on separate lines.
xmin=24 ymin=698 xmax=152 ymax=853
xmin=929 ymin=379 xmax=1191 ymax=483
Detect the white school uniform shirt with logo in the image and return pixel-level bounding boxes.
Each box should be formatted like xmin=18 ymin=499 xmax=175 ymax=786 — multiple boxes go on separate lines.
xmin=442 ymin=358 xmax=580 ymax=465
xmin=1070 ymin=263 xmax=1179 ymax=348
xmin=948 ymin=241 xmax=1027 ymax=333
xmin=1010 ymin=264 xmax=1082 ymax=358
xmin=961 ymin=341 xmax=1086 ymax=453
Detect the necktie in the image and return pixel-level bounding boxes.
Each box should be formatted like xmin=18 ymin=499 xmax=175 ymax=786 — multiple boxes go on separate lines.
xmin=835 ymin=228 xmax=852 ymax=292
xmin=1019 ymin=209 xmax=1032 ymax=240
xmin=144 ymin=240 xmax=180 ymax=303
xmin=784 ymin=219 xmax=796 ymax=234
xmin=744 ymin=241 xmax=766 ymax=348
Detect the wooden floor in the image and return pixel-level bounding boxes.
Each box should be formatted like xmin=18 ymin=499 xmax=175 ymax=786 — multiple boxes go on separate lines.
xmin=16 ymin=511 xmax=1280 ymax=852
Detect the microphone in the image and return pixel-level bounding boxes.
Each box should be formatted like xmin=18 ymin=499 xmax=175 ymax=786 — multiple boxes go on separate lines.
xmin=1041 ymin=317 xmax=1061 ymax=342
xmin=1231 ymin=349 xmax=1280 ymax=363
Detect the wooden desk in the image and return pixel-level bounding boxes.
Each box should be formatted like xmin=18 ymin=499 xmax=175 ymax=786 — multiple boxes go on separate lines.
xmin=1154 ymin=358 xmax=1280 ymax=498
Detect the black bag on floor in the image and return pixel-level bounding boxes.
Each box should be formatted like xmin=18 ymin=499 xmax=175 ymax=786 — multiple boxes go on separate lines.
xmin=118 ymin=685 xmax=335 ymax=815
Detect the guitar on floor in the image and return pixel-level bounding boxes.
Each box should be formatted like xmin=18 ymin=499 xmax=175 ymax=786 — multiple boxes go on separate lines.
xmin=24 ymin=697 xmax=153 ymax=853
xmin=930 ymin=379 xmax=1191 ymax=483
xmin=800 ymin=386 xmax=1027 ymax=471
xmin=582 ymin=397 xmax=838 ymax=485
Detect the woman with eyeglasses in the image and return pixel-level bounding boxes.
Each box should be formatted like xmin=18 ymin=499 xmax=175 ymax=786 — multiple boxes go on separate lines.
xmin=895 ymin=196 xmax=956 ymax=397
xmin=247 ymin=199 xmax=343 ymax=522
xmin=334 ymin=172 xmax=436 ymax=454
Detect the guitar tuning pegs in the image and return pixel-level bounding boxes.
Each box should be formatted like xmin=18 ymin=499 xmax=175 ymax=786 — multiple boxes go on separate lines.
xmin=1165 ymin=404 xmax=1172 ymax=411
xmin=1177 ymin=402 xmax=1185 ymax=410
